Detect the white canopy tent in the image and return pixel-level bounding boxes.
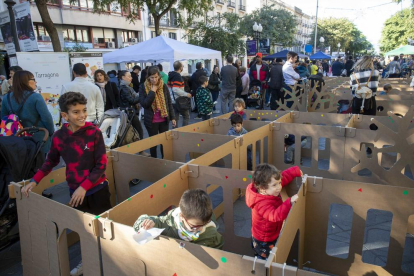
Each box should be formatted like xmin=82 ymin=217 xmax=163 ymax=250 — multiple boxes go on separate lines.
xmin=103 ymin=36 xmax=223 ymax=70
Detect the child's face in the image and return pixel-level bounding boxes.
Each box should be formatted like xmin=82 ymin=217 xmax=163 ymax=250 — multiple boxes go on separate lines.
xmin=180 ymin=213 xmax=208 ymax=233
xmin=203 ymin=80 xmax=209 ymax=87
xmin=259 ymin=177 xmax=282 ymax=197
xmin=233 ymin=123 xmax=243 ymax=133
xmin=61 ymin=104 xmax=87 ymax=130
xmin=234 ymin=103 xmax=244 ymax=113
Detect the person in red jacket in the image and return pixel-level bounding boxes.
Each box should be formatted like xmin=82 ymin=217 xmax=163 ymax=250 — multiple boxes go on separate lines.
xmin=245 ymin=163 xmax=302 ymax=259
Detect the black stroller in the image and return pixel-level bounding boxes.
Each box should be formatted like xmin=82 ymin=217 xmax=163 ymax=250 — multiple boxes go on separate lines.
xmin=247 ymin=79 xmax=264 ymax=109
xmin=0 ymin=127 xmax=49 ymax=250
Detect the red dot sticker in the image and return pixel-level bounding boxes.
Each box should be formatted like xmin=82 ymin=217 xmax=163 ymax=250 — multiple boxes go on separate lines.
xmin=193 ymin=129 xmax=196 ymax=131
xmin=201 ymin=139 xmax=204 ymax=141
xmin=174 ymin=274 xmax=177 ymax=276
xmin=358 ymin=188 xmax=362 ymax=192
xmin=225 ymin=176 xmax=228 ymax=179
xmin=150 ymin=194 xmax=154 ymax=198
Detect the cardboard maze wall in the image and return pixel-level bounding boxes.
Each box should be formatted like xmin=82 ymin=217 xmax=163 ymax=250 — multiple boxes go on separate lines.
xmin=10 ymin=107 xmax=414 ymax=275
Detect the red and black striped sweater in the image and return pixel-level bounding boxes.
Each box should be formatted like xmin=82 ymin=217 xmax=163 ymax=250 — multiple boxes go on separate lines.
xmin=33 ymin=122 xmax=107 ymax=195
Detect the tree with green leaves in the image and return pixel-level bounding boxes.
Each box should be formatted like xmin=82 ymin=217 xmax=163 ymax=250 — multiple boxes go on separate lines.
xmin=309 ymin=17 xmax=373 ymax=55
xmin=186 ymin=12 xmax=245 ymax=57
xmin=240 ymin=5 xmax=296 ymax=49
xmin=92 ymin=0 xmax=212 ymax=37
xmin=380 ymin=8 xmax=414 ymax=53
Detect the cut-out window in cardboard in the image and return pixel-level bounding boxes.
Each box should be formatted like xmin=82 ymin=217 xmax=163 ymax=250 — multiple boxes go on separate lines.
xmin=301 ymin=135 xmax=312 ymax=168
xmin=286 ymin=229 xmax=300 ymax=267
xmin=326 ymin=204 xmax=353 ymax=259
xmin=357 ymin=143 xmax=374 ymax=177
xmin=186 ymin=152 xmax=204 ymax=162
xmin=233 ymin=188 xmax=251 ymax=238
xmin=246 ymin=143 xmax=253 ymax=171
xmin=284 ymin=134 xmax=295 ymax=165
xmin=403 ymin=165 xmax=414 ymax=180
xmin=318 ymin=138 xmax=330 ymax=170
xmin=378 ymin=145 xmax=399 ymax=171
xmin=255 ymin=140 xmax=261 ymax=165
xmin=362 ymin=209 xmax=393 ymax=267
xmin=64 ymin=229 xmax=83 ymax=275
xmin=402 ymin=215 xmax=414 ymax=274
xmin=207 ymin=184 xmax=224 ymax=232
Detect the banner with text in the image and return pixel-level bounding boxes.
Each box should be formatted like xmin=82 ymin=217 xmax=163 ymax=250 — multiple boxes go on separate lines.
xmin=70 ymin=52 xmax=104 ymax=83
xmin=0 ymin=10 xmax=16 ymax=55
xmin=14 ymin=2 xmax=38 ymax=52
xmin=17 ymin=52 xmax=71 ymax=129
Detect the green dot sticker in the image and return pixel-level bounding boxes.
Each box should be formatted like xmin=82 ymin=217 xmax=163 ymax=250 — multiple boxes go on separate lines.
xmin=50 ymin=179 xmax=54 ymax=183
xmin=127 ymin=144 xmax=130 ymax=148
xmin=182 ymin=133 xmax=184 ymax=136
xmin=221 ymin=257 xmax=227 ymax=263
xmin=164 ymin=184 xmax=167 ymax=188
xmin=128 ymin=197 xmax=131 ymax=201
xmin=248 ymin=175 xmax=252 ymax=179
xmin=94 ymin=215 xmax=100 ymax=219
xmin=403 ymin=190 xmax=409 ymax=195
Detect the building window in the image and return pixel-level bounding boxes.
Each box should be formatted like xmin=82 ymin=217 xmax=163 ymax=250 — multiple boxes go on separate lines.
xmin=122 ymin=30 xmax=142 ymax=43
xmin=169 ymin=32 xmax=177 ymax=40
xmin=151 ymin=31 xmax=157 ymax=38
xmin=62 ymin=26 xmax=91 ymax=43
xmin=34 ymin=24 xmax=50 ymax=41
xmin=46 ymin=0 xmax=60 ymax=6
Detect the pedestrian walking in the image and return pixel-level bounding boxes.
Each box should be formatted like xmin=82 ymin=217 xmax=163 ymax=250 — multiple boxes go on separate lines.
xmin=220 ymin=56 xmax=238 ymax=114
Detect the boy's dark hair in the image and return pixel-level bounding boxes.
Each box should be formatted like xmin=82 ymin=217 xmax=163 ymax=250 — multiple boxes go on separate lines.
xmin=233 ymin=98 xmax=245 ymax=108
xmin=312 ymin=60 xmax=316 ymax=64
xmin=383 ymin=83 xmax=392 ymax=91
xmin=276 ymin=58 xmax=283 ymax=63
xmin=9 ymin=66 xmax=23 ymax=73
xmin=196 ymin=62 xmax=203 ymax=70
xmin=287 ymin=51 xmax=298 ymax=61
xmin=157 ymin=63 xmax=163 ymax=71
xmin=132 ymin=65 xmax=141 ymax=71
xmin=118 ymin=70 xmax=129 ymax=79
xmin=179 ymin=189 xmax=213 ymax=224
xmin=73 ymin=63 xmax=87 ymax=76
xmin=230 ymin=113 xmax=243 ymax=125
xmin=58 ymin=92 xmax=87 ymax=113
xmin=199 ymin=75 xmax=208 ymax=83
xmin=253 ymin=163 xmax=281 ymax=190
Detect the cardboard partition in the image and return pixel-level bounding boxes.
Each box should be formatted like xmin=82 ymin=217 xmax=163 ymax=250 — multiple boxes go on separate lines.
xmin=344 ymin=109 xmax=414 ymax=186
xmin=376 ymin=99 xmax=414 ymax=117
xmin=109 ymin=151 xmax=184 ymax=203
xmin=10 ymin=183 xmax=101 ymax=276
xmin=303 ymin=177 xmax=414 ymax=276
xmin=212 ymin=118 xmax=270 ymax=136
xmin=245 ymin=110 xmax=289 ymax=121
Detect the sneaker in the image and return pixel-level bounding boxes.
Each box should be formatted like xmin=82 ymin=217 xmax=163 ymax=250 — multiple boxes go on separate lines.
xmin=139 ymin=151 xmax=150 ymax=157
xmin=266 ymin=102 xmax=270 ymax=107
xmin=213 ymin=110 xmax=220 ymax=114
xmin=70 ymin=262 xmax=83 ymax=276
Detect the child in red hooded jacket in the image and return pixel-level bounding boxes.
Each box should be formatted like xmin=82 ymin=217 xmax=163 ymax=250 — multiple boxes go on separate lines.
xmin=245 ymin=163 xmax=302 ymax=259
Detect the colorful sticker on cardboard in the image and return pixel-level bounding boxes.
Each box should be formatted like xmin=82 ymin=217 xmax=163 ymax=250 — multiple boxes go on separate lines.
xmin=41 ymin=93 xmax=60 ymax=130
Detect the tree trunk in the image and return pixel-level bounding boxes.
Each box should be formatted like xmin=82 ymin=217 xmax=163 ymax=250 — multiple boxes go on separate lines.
xmin=153 ymin=14 xmax=160 ymax=37
xmin=35 ymin=0 xmax=61 ymax=52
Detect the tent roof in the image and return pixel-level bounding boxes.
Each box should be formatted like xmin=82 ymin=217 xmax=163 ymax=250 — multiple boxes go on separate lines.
xmin=309 ymin=51 xmax=331 ymax=60
xmin=263 ymin=49 xmax=308 ymax=60
xmin=103 ymin=36 xmax=222 ymax=64
xmin=384 ymin=45 xmax=414 ymax=56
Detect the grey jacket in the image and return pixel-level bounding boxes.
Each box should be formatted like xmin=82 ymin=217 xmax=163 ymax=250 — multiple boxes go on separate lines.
xmin=227 ymin=127 xmax=248 ymax=136
xmin=220 ymin=64 xmax=238 ymax=93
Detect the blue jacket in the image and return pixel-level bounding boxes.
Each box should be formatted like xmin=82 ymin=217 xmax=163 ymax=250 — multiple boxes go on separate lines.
xmin=332 ymin=61 xmax=345 ymax=76
xmin=1 ymin=91 xmax=55 ymax=154
xmin=227 ymin=126 xmax=248 ymax=136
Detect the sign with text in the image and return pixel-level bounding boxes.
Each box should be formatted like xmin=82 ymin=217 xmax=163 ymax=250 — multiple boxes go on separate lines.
xmin=70 ymin=52 xmax=104 ymax=83
xmin=246 ymin=40 xmax=256 ymax=56
xmin=0 ymin=10 xmax=16 ymax=55
xmin=14 ymin=2 xmax=38 ymax=52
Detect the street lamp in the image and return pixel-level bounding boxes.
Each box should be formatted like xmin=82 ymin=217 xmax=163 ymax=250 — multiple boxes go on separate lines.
xmin=319 ymin=37 xmax=324 ymax=52
xmin=253 ymin=22 xmax=263 ymax=54
xmin=4 ymin=0 xmax=20 ymax=52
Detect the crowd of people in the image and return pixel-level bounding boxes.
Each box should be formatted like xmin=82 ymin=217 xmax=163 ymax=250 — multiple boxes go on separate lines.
xmin=1 ymin=48 xmax=412 ymax=275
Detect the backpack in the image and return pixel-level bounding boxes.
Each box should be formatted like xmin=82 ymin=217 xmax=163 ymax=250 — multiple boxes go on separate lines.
xmin=0 ymin=92 xmax=36 ymax=136
xmin=353 ymin=71 xmax=373 ymax=113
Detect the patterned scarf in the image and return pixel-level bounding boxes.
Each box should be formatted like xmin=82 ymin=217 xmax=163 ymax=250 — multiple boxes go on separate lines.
xmin=96 ymin=81 xmax=107 ymax=105
xmin=144 ymin=78 xmax=168 ymax=118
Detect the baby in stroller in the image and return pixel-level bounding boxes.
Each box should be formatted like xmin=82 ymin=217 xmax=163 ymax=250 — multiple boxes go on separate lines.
xmin=247 ymin=79 xmax=262 ymax=108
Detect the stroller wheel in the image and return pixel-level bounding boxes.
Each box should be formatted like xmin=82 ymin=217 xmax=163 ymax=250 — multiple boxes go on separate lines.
xmin=130 ymin=179 xmax=142 ymax=185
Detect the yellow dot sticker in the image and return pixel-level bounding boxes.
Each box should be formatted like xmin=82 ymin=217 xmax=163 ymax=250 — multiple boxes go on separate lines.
xmin=321 ymin=114 xmax=324 ymax=117
xmin=197 ymin=144 xmax=200 ymax=147
xmin=243 ymin=178 xmax=247 ymax=181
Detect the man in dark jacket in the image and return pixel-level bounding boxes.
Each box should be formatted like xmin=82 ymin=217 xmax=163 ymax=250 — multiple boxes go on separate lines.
xmin=131 ymin=65 xmax=141 ymax=91
xmin=249 ymin=53 xmax=269 ymax=107
xmin=268 ymin=58 xmax=284 ymax=110
xmin=344 ymin=56 xmax=354 ymax=77
xmin=190 ymin=62 xmax=207 ymax=95
xmin=332 ymin=58 xmax=345 ymax=77
xmin=140 ymin=66 xmax=149 ymax=84
xmin=321 ymin=60 xmax=329 ymax=76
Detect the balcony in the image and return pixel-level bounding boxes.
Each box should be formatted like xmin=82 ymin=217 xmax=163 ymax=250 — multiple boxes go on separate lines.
xmin=227 ymin=1 xmax=236 ymax=8
xmin=148 ymin=16 xmax=178 ymax=28
xmin=239 ymin=4 xmax=246 ymax=11
xmin=216 ymin=0 xmax=224 ymax=4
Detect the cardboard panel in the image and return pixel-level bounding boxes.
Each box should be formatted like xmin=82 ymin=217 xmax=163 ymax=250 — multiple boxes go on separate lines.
xmin=239 ymin=124 xmax=273 ymax=170
xmin=245 ymin=110 xmax=289 ymax=121
xmin=303 ymin=178 xmax=414 ymax=275
xmin=10 ymin=183 xmax=101 ymax=276
xmin=110 ymin=151 xmax=183 ymax=203
xmin=344 ymin=109 xmax=414 ymax=186
xmin=213 ymin=118 xmax=270 ymax=135
xmin=189 ymin=139 xmax=240 ymax=169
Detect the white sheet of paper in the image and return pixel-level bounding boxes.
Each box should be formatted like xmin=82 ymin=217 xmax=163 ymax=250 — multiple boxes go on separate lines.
xmin=133 ymin=228 xmax=165 ymax=245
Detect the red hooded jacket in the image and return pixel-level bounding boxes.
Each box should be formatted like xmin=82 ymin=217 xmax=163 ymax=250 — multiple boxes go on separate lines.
xmin=245 ymin=166 xmax=301 ymax=242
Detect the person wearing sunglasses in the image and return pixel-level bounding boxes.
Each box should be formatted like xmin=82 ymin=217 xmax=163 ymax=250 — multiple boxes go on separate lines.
xmin=134 ymin=189 xmax=223 ymax=249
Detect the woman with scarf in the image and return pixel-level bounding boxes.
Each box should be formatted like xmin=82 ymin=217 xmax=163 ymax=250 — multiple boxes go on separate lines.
xmin=94 ymin=69 xmax=120 ymax=111
xmin=139 ymin=66 xmax=176 ymax=158
xmin=119 ymin=70 xmax=144 ymax=142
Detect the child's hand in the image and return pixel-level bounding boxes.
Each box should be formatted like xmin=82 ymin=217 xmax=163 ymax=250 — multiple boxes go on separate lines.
xmin=141 ymin=219 xmax=155 ymax=230
xmin=300 ymin=170 xmax=303 ymax=177
xmin=21 ymin=182 xmax=36 ymax=197
xmin=69 ymin=186 xmax=86 ymax=208
xmin=290 ymin=194 xmax=299 ymax=204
